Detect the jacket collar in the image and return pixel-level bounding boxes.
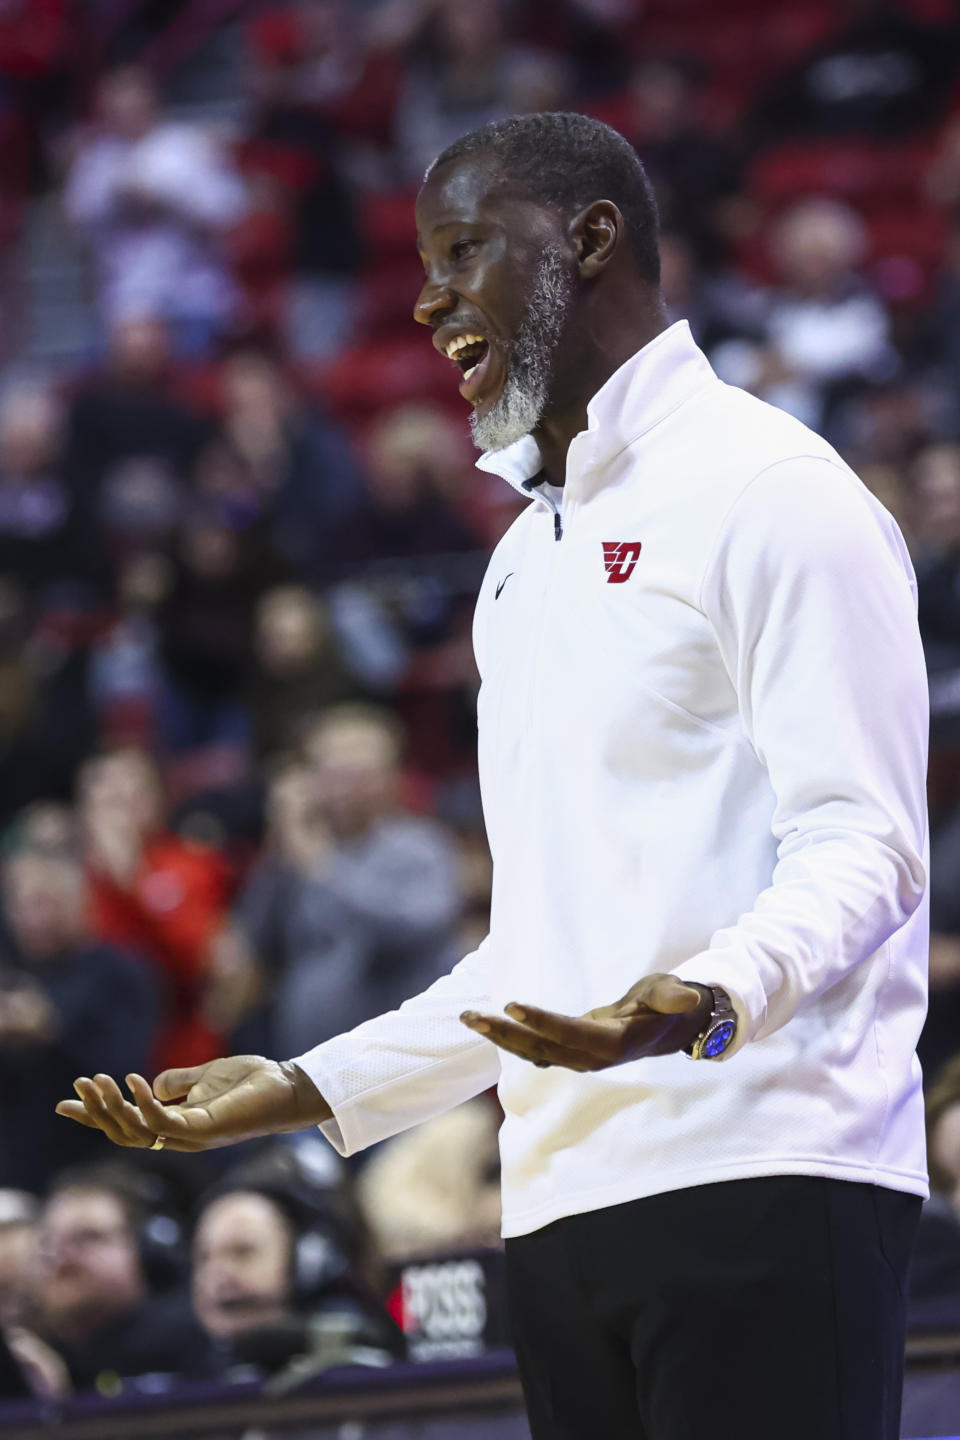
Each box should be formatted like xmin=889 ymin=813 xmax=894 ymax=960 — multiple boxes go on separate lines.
xmin=474 ymin=320 xmax=716 ymax=498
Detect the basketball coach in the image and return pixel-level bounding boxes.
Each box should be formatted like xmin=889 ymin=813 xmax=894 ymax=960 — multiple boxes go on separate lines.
xmin=58 ymin=114 xmax=929 ymax=1440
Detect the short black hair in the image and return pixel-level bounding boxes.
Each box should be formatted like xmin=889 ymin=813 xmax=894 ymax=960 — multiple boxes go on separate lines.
xmin=428 ymin=112 xmax=661 ymax=286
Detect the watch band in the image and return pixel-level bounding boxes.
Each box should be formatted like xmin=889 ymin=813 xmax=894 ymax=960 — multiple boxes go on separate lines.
xmin=683 ymin=984 xmax=737 ymax=1060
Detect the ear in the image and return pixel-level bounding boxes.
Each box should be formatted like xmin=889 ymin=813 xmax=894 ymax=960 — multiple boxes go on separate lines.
xmin=571 ymin=200 xmax=622 ymax=279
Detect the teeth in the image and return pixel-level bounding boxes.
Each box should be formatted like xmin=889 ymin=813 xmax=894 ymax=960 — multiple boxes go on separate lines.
xmin=463 ymin=364 xmax=479 ymax=382
xmin=444 ymin=332 xmax=486 ymax=359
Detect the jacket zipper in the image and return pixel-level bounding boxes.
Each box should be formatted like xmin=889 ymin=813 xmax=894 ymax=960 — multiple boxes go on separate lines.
xmin=522 ymin=473 xmax=564 ymax=541
xmin=542 ymin=488 xmax=564 ymax=542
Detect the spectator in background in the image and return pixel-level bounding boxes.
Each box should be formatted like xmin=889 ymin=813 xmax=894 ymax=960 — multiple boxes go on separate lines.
xmin=64 ymin=315 xmax=209 ymax=525
xmin=358 ymin=1097 xmax=501 ymax=1262
xmin=926 ymin=213 xmax=960 ymax=427
xmin=926 ymin=1058 xmax=960 ymax=1224
xmin=235 ymin=703 xmax=462 ymax=1059
xmin=658 ymin=228 xmax=767 ymax=359
xmin=88 ymin=552 xmax=170 ymax=750
xmin=35 ymin=1169 xmax=209 ymax=1392
xmin=0 ymin=844 xmax=157 ymax=1192
xmin=215 ymin=347 xmax=361 ymax=577
xmin=751 ymin=0 xmax=959 ymax=142
xmin=325 ymin=404 xmax=484 ymax=695
xmin=0 ymin=1192 xmax=38 ymax=1330
xmin=0 ymin=1191 xmax=70 ymax=1400
xmin=616 ymin=58 xmax=744 ymax=268
xmin=0 ymin=581 xmax=96 ymax=827
xmin=78 ymin=748 xmax=250 ymax=1072
xmin=191 ymin=1147 xmax=400 ymax=1377
xmin=246 ymin=585 xmax=357 ymax=759
xmin=333 ymin=403 xmax=483 ymax=576
xmin=448 ymin=817 xmax=493 ymax=958
xmin=193 ymin=1190 xmax=302 ymax=1344
xmin=715 ymin=198 xmax=896 ymax=436
xmin=908 ymin=1056 xmax=960 ymax=1306
xmin=156 ymin=486 xmax=286 ymax=758
xmin=241 ymin=0 xmax=379 ymax=357
xmin=910 ymin=444 xmax=960 ymax=1079
xmin=248 ymin=0 xmax=400 ymax=165
xmin=393 ymin=0 xmax=568 ymax=183
xmin=0 ymin=382 xmax=103 ymax=608
xmin=63 ymin=66 xmax=247 ymax=355
xmin=915 ymin=443 xmax=960 ymax=642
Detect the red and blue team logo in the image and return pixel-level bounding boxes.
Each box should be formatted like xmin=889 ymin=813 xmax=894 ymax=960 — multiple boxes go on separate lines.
xmin=602 ymin=541 xmax=643 ymax=584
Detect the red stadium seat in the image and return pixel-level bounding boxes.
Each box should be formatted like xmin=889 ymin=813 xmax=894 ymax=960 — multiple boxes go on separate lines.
xmin=640 ymin=7 xmax=837 ymax=72
xmin=748 ymin=138 xmax=937 ymax=211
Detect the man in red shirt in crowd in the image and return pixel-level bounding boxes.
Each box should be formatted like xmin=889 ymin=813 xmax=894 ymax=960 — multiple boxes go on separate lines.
xmin=77 ymin=748 xmax=254 ymax=1071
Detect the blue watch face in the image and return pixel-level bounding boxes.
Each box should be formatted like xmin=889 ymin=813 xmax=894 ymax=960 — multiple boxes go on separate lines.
xmin=703 ymin=1020 xmax=736 ymax=1058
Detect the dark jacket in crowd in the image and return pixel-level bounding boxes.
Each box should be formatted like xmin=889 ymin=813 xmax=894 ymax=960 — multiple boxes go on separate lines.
xmin=0 ymin=943 xmax=158 ymax=1192
xmin=50 ymin=1293 xmax=212 ymax=1393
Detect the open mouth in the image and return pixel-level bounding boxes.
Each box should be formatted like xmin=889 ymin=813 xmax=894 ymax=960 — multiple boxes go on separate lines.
xmin=444 ymin=332 xmax=495 ymax=405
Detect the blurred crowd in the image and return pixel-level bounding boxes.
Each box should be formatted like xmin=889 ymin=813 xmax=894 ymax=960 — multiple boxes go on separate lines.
xmin=2 ymin=0 xmax=960 ymax=1404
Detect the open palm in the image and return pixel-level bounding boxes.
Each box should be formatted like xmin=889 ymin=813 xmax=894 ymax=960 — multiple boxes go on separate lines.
xmin=56 ymin=1055 xmax=327 ymax=1152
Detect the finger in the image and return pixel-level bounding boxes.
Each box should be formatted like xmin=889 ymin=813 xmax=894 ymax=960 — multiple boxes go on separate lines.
xmin=55 ymin=1099 xmax=101 ymax=1129
xmin=75 ymin=1077 xmax=133 ymax=1146
xmin=92 ymin=1074 xmax=156 ymax=1146
xmin=88 ymin=1078 xmax=205 ymax=1153
xmin=153 ymin=1065 xmax=210 ymax=1102
xmin=644 ymin=977 xmax=705 ymax=1014
xmin=461 ymin=1012 xmax=596 ymax=1071
xmin=126 ymin=1078 xmax=217 ymax=1153
xmin=503 ymin=1002 xmax=622 ymax=1061
xmin=125 ymin=1074 xmax=189 ymax=1138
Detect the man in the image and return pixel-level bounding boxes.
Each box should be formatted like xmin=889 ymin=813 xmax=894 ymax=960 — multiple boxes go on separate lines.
xmin=191 ymin=1173 xmax=400 ymax=1373
xmin=56 ymin=113 xmax=929 ymax=1439
xmin=63 ymin=65 xmax=247 ymax=351
xmin=35 ymin=1171 xmax=209 ymax=1391
xmin=193 ymin=1189 xmax=303 ymax=1342
xmin=0 ymin=845 xmax=157 ymax=1191
xmin=78 ymin=748 xmax=238 ymax=1071
xmin=0 ymin=1190 xmax=70 ymax=1400
xmin=234 ymin=703 xmax=463 ymax=1058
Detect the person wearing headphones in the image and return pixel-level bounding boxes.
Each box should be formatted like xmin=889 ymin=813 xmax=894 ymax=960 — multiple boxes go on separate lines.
xmin=191 ymin=1149 xmax=403 ymax=1377
xmin=33 ymin=1166 xmax=210 ymax=1393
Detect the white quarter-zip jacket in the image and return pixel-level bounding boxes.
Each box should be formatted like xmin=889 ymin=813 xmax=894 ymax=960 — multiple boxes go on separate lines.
xmin=294 ymin=321 xmax=930 ymax=1238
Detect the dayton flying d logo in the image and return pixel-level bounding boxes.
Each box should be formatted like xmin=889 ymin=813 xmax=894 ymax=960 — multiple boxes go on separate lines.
xmin=602 ymin=541 xmax=643 ymax=584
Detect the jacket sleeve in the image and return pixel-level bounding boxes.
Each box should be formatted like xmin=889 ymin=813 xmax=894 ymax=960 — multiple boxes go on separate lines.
xmin=290 ymin=934 xmax=499 ymax=1155
xmin=671 ymin=455 xmax=928 ymax=1053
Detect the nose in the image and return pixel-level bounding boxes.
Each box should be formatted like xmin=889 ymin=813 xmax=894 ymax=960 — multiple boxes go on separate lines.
xmin=413 ymin=277 xmax=456 ymax=329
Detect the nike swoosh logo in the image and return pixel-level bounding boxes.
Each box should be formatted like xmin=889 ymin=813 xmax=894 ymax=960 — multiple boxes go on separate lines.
xmin=495 ymin=573 xmax=514 ymax=600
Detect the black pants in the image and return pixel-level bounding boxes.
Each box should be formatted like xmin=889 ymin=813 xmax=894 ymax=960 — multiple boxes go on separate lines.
xmin=505 ymin=1176 xmax=920 ymax=1440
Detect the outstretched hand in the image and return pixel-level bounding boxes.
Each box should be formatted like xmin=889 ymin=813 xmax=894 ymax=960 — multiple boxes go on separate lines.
xmin=55 ymin=1055 xmax=331 ymax=1153
xmin=461 ymin=974 xmax=712 ymax=1072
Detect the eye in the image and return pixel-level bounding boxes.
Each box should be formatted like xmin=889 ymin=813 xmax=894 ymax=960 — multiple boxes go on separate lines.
xmin=451 ymin=239 xmax=477 ymax=261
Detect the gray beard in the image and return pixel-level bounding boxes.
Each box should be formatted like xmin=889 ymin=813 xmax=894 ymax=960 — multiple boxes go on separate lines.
xmin=470 ymin=245 xmax=574 ymax=453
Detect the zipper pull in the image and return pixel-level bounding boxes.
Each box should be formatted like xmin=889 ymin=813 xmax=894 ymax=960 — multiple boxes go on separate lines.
xmin=554 ymin=512 xmax=563 ymax=542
